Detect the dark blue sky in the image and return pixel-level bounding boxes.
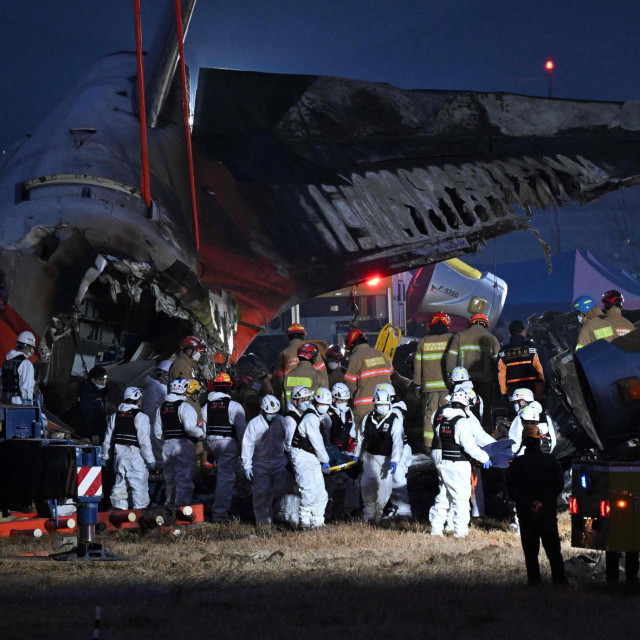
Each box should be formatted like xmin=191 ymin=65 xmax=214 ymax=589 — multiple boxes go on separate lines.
xmin=2 ymin=0 xmax=639 ymax=149
xmin=2 ymin=1 xmax=639 ymax=274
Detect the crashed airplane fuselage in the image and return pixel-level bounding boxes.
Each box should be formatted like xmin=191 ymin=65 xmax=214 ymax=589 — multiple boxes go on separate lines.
xmin=1 ymin=1 xmax=640 ymax=412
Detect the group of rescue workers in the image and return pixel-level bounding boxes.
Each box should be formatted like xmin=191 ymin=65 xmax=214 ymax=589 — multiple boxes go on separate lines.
xmin=1 ymin=289 xmax=634 ymax=583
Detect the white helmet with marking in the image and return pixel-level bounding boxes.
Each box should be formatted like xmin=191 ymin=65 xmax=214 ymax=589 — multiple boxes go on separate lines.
xmin=450 ymin=367 xmax=470 ymax=383
xmin=511 ymin=388 xmax=534 ymax=403
xmin=374 ymin=382 xmax=396 ymax=401
xmin=291 ymin=385 xmax=312 ymax=401
xmin=261 ymin=394 xmax=281 ymax=414
xmin=169 ymin=378 xmax=188 ymax=395
xmin=520 ymin=404 xmax=540 ymax=422
xmin=124 ymin=386 xmax=143 ymax=402
xmin=451 ymin=388 xmax=471 ymax=407
xmin=17 ymin=331 xmax=36 ymax=348
xmin=314 ymin=387 xmax=332 ymax=406
xmin=331 ymin=382 xmax=350 ymax=401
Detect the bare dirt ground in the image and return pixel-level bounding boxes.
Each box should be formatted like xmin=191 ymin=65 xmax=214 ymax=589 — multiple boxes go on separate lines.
xmin=0 ymin=513 xmax=636 ymax=639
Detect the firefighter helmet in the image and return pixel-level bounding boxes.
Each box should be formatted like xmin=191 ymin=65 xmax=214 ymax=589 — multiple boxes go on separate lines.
xmin=124 ymin=386 xmax=143 ymax=401
xmin=331 ymin=382 xmax=350 ymax=401
xmin=511 ymin=388 xmax=534 ymax=403
xmin=451 ymin=388 xmax=471 ymax=406
xmin=572 ymin=295 xmax=597 ymax=314
xmin=450 ymin=366 xmax=470 ymax=383
xmin=297 ymin=342 xmax=319 ymax=362
xmin=169 ymin=378 xmax=188 ymax=394
xmin=207 ymin=372 xmax=232 ymax=391
xmin=186 ymin=379 xmax=202 ymax=396
xmin=16 ymin=331 xmax=36 ymax=347
xmin=180 ymin=336 xmax=205 ymax=352
xmin=602 ymin=289 xmax=624 ymax=309
xmin=326 ymin=344 xmax=345 ymax=361
xmin=261 ymin=395 xmax=281 ymax=414
xmin=345 ymin=327 xmax=366 ymax=351
xmin=429 ymin=311 xmax=451 ymax=327
xmin=287 ymin=322 xmax=306 ymax=337
xmin=291 ymin=385 xmax=312 ymax=400
xmin=520 ymin=404 xmax=540 ymax=423
xmin=469 ymin=313 xmax=489 ymax=328
xmin=313 ymin=387 xmax=332 ymax=406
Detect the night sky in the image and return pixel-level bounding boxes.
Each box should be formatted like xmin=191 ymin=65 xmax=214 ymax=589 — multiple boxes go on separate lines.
xmin=2 ymin=1 xmax=640 ymax=272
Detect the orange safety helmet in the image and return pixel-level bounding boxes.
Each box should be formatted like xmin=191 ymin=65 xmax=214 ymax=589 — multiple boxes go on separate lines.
xmin=207 ymin=372 xmax=233 ymax=391
xmin=469 ymin=313 xmax=489 ymax=328
xmin=287 ymin=322 xmax=306 ymax=337
xmin=345 ymin=327 xmax=366 ymax=351
xmin=297 ymin=342 xmax=319 ymax=362
xmin=429 ymin=311 xmax=451 ymax=327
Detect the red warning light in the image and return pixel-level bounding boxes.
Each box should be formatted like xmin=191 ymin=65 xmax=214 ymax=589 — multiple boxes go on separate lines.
xmin=365 ymin=276 xmax=382 ymax=287
xmin=545 ymin=59 xmax=554 ymax=71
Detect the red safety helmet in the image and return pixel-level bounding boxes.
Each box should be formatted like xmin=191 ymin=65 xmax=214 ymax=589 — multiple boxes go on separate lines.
xmin=297 ymin=343 xmax=319 ymax=362
xmin=287 ymin=322 xmax=306 ymax=337
xmin=469 ymin=313 xmax=489 ymax=328
xmin=429 ymin=311 xmax=451 ymax=327
xmin=345 ymin=327 xmax=366 ymax=351
xmin=602 ymin=289 xmax=623 ymax=309
xmin=326 ymin=344 xmax=345 ymax=361
xmin=206 ymin=372 xmax=232 ymax=391
xmin=180 ymin=335 xmax=205 ymax=352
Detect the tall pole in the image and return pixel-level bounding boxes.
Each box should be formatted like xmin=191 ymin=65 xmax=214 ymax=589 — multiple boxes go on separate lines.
xmin=545 ymin=58 xmax=554 ymax=98
xmin=133 ymin=0 xmax=151 ymax=208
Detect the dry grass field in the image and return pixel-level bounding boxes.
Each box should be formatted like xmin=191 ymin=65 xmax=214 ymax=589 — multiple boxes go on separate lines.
xmin=0 ymin=513 xmax=636 ymax=639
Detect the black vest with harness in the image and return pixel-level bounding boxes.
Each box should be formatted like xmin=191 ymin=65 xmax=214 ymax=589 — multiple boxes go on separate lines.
xmin=206 ymin=396 xmax=236 ymax=438
xmin=291 ymin=408 xmax=317 ymax=455
xmin=501 ymin=343 xmax=538 ymax=394
xmin=327 ymin=407 xmax=353 ymax=450
xmin=362 ymin=412 xmax=395 ymax=456
xmin=437 ymin=413 xmax=466 ymax=462
xmin=160 ymin=399 xmax=187 ymax=440
xmin=113 ymin=408 xmax=141 ymax=447
xmin=1 ymin=353 xmax=27 ymax=396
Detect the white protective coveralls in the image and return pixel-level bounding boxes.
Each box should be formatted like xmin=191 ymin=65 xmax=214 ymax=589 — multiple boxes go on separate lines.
xmin=388 ymin=402 xmax=413 ymax=518
xmin=241 ymin=413 xmax=297 ymax=524
xmin=3 ymin=349 xmax=35 ymax=404
xmin=321 ymin=404 xmax=360 ymax=518
xmin=154 ymin=393 xmax=203 ymax=506
xmin=103 ymin=402 xmax=155 ymax=509
xmin=142 ymin=375 xmax=167 ymax=466
xmin=509 ymin=412 xmax=557 ymax=455
xmin=201 ymin=391 xmax=247 ymax=521
xmin=430 ymin=406 xmax=489 ymax=537
xmin=354 ymin=409 xmax=404 ymax=523
xmin=288 ymin=406 xmax=330 ymax=528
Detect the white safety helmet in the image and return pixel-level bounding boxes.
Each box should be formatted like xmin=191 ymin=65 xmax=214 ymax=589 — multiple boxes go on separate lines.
xmin=16 ymin=331 xmax=36 ymax=348
xmin=511 ymin=388 xmax=534 ymax=403
xmin=520 ymin=404 xmax=540 ymax=422
xmin=313 ymin=387 xmax=332 ymax=406
xmin=374 ymin=382 xmax=396 ymax=401
xmin=529 ymin=401 xmax=543 ymax=416
xmin=465 ymin=387 xmax=478 ymax=403
xmin=451 ymin=388 xmax=471 ymax=407
xmin=450 ymin=367 xmax=470 ymax=383
xmin=291 ymin=385 xmax=312 ymax=401
xmin=373 ymin=388 xmax=392 ymax=405
xmin=331 ymin=382 xmax=350 ymax=401
xmin=156 ymin=360 xmax=172 ymax=373
xmin=261 ymin=394 xmax=281 ymax=414
xmin=458 ymin=380 xmax=475 ymax=391
xmin=124 ymin=386 xmax=143 ymax=402
xmin=169 ymin=378 xmax=188 ymax=395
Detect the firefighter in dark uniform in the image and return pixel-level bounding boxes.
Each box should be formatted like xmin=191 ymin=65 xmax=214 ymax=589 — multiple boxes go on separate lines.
xmin=498 ymin=320 xmax=545 ymax=413
xmin=507 ymin=423 xmax=567 ymax=585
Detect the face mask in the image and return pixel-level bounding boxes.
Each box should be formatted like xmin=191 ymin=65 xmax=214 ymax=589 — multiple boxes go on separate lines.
xmin=95 ymin=383 xmax=106 ymax=390
xmin=265 ymin=413 xmax=276 ymax=422
xmin=25 ymin=347 xmax=35 ymax=358
xmin=316 ymin=404 xmax=330 ymax=415
xmin=335 ymin=401 xmax=348 ymax=412
xmin=192 ymin=351 xmax=202 ymax=362
xmin=327 ymin=361 xmax=339 ymax=371
xmin=299 ymin=401 xmax=310 ymax=412
xmin=375 ymin=404 xmax=390 ymax=415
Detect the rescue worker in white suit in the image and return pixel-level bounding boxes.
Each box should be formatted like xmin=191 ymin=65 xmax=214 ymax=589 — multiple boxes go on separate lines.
xmin=201 ymin=373 xmax=247 ymax=523
xmin=374 ymin=383 xmax=413 ymax=520
xmin=354 ymin=388 xmax=405 ymax=524
xmin=449 ymin=367 xmax=484 ymax=418
xmin=508 ymin=389 xmax=556 ymax=455
xmin=1 ymin=330 xmax=37 ymax=405
xmin=430 ymin=388 xmax=491 ymax=538
xmin=142 ymin=360 xmax=172 ymax=467
xmin=102 ymin=386 xmax=155 ymax=509
xmin=242 ymin=395 xmax=297 ymax=525
xmin=154 ymin=377 xmax=204 ymax=506
xmin=288 ymin=387 xmax=331 ymax=529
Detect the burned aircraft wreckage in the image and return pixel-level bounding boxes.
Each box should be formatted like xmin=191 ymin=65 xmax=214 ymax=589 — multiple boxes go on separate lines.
xmin=0 ymin=0 xmax=640 ymax=426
